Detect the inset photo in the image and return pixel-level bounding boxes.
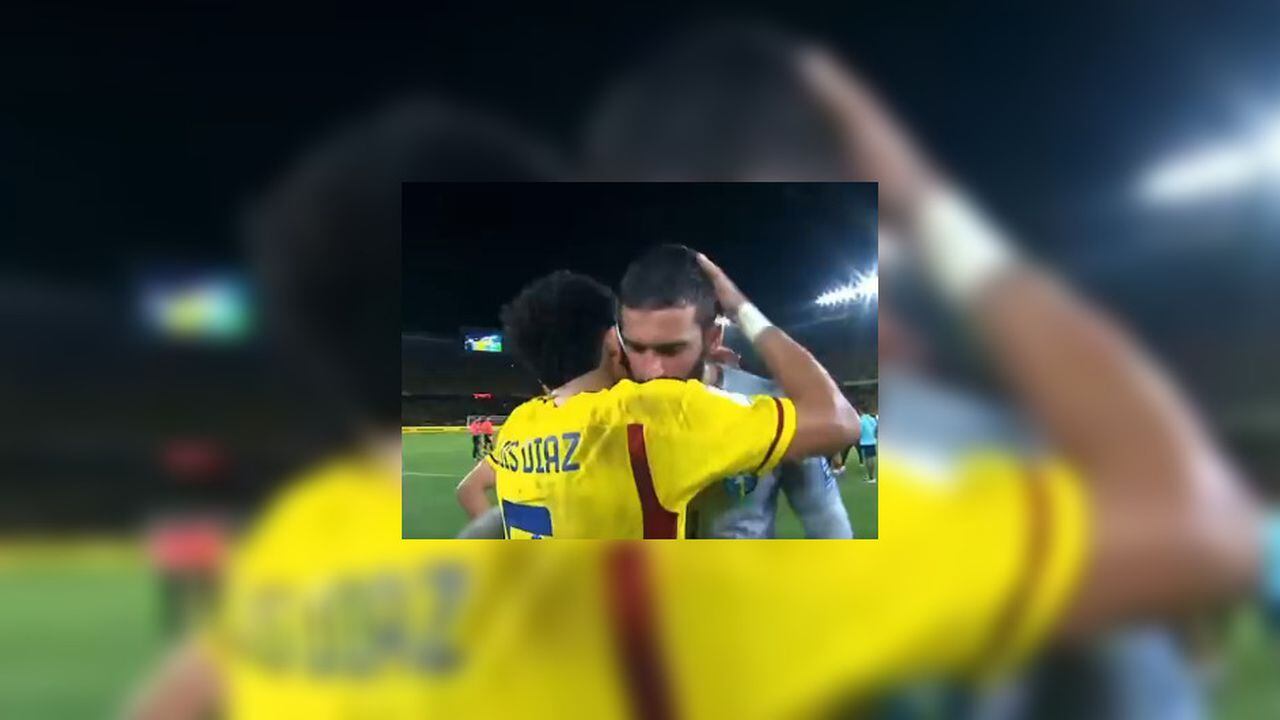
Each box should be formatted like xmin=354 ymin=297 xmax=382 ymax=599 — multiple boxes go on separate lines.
xmin=403 ymin=183 xmax=877 ymax=538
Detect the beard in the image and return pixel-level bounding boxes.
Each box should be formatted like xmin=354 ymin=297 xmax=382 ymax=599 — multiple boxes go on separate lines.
xmin=619 ymin=344 xmax=710 ymax=383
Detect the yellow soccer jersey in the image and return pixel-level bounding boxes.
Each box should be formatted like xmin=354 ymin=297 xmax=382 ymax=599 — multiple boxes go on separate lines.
xmin=207 ymin=447 xmax=1089 ymax=719
xmin=207 ymin=455 xmax=495 ymax=720
xmin=486 ymin=378 xmax=796 ymax=539
xmin=649 ymin=449 xmax=1092 ymax=719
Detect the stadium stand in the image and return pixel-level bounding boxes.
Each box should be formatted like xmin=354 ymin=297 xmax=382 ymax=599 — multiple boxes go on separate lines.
xmin=401 ymin=332 xmax=540 ymax=426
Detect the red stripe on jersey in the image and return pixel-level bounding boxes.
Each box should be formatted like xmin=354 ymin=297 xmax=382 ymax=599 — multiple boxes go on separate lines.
xmin=977 ymin=465 xmax=1051 ymax=667
xmin=605 ymin=543 xmax=678 ymax=720
xmin=627 ymin=423 xmax=679 ymax=539
xmin=752 ymin=397 xmax=786 ymax=474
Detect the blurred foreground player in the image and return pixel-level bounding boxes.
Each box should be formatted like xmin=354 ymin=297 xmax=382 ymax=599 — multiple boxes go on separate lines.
xmin=581 ymin=25 xmax=1263 ymax=717
xmin=133 ymin=46 xmax=1273 ymax=720
xmin=125 ymin=97 xmax=564 ymax=719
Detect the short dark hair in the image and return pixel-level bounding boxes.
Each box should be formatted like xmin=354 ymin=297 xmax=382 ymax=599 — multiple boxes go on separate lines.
xmin=619 ymin=244 xmax=717 ymax=328
xmin=246 ymin=97 xmax=562 ymax=436
xmin=501 ymin=271 xmax=617 ymax=389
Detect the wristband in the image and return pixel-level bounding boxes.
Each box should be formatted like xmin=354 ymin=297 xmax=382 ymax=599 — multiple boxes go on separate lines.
xmin=736 ymin=302 xmax=773 ymax=342
xmin=917 ymin=190 xmax=1020 ymax=305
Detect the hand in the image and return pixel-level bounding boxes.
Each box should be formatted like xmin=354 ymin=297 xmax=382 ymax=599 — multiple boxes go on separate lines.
xmin=695 ymin=252 xmax=749 ymax=316
xmin=709 ymin=344 xmax=741 ymax=369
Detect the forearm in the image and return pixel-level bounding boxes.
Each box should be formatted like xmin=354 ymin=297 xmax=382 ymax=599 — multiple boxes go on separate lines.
xmin=975 ymin=269 xmax=1208 ymax=494
xmin=695 ymin=252 xmax=858 ymax=456
xmin=124 ymin=637 xmax=221 ymax=720
xmin=457 ymin=485 xmax=492 ymax=519
xmin=456 ymin=462 xmax=496 ymax=519
xmin=751 ymin=325 xmax=859 ymax=456
xmin=913 ymin=191 xmax=1260 ymax=626
xmin=753 ymin=326 xmax=853 ymax=422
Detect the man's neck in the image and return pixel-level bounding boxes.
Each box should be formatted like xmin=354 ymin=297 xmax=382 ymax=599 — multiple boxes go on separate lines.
xmin=550 ymin=368 xmax=612 ymax=406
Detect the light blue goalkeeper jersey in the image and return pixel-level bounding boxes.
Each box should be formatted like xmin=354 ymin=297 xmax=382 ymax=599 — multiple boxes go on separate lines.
xmin=685 ymin=365 xmax=854 ymax=539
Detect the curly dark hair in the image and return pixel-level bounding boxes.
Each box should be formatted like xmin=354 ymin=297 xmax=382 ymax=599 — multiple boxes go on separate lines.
xmin=501 ymin=271 xmax=617 ymax=389
xmin=619 ymin=243 xmax=717 ymax=329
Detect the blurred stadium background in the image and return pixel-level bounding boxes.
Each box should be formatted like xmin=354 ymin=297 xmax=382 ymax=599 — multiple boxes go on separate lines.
xmin=3 ymin=3 xmax=1280 ymax=718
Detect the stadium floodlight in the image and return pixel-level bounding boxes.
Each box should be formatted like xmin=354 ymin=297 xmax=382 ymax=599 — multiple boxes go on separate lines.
xmin=815 ymin=268 xmax=878 ymax=306
xmin=1139 ymin=112 xmax=1280 ymax=205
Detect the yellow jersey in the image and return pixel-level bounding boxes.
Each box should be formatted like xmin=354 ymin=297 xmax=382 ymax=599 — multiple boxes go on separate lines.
xmin=486 ymin=378 xmax=797 ymax=539
xmin=211 ymin=446 xmax=1089 ymax=718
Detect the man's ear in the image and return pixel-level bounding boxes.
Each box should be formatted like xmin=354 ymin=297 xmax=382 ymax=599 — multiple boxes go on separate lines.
xmin=707 ymin=323 xmax=725 ymax=350
xmin=604 ymin=325 xmax=622 ymax=357
xmin=602 ymin=325 xmax=625 ymax=380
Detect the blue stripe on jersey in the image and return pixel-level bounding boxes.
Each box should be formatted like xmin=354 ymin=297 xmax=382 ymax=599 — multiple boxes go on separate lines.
xmin=502 ymin=500 xmax=553 ymax=538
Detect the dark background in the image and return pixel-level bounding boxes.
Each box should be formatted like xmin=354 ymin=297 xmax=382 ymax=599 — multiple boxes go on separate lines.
xmin=4 ymin=3 xmax=1280 ymax=522
xmin=400 ymin=183 xmax=879 ymax=426
xmin=6 ymin=2 xmax=1280 ymax=278
xmin=402 ymin=182 xmax=876 ymax=332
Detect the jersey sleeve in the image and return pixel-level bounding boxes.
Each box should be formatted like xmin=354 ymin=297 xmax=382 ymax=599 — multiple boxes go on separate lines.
xmin=650 ymin=450 xmax=1092 ymax=714
xmin=625 ymin=380 xmax=797 ymax=511
xmin=840 ymin=451 xmax=1088 ymax=676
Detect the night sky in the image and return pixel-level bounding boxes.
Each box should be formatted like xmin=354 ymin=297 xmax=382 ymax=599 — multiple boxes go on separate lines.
xmin=401 ymin=183 xmax=876 ymax=332
xmin=5 ymin=4 xmax=1279 ymax=293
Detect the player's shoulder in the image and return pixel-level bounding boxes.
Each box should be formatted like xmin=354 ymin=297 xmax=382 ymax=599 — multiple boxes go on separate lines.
xmin=502 ymin=395 xmax=553 ymax=428
xmin=608 ymin=377 xmax=721 ymax=403
xmin=233 ymin=454 xmax=388 ymax=566
xmin=607 ymin=377 xmax=757 ymax=418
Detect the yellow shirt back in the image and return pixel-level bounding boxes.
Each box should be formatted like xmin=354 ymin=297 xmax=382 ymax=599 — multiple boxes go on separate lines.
xmin=209 ymin=447 xmax=1089 ymax=718
xmin=487 ymin=378 xmax=797 ymax=539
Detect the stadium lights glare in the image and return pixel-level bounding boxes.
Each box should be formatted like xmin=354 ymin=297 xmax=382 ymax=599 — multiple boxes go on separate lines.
xmin=1139 ymin=114 xmax=1280 ymax=205
xmin=815 ymin=268 xmax=878 ymax=306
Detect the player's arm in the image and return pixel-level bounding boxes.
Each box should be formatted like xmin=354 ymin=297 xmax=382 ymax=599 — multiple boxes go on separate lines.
xmin=804 ymin=50 xmax=1261 ymax=634
xmin=123 ymin=634 xmax=222 ymax=720
xmin=457 ymin=504 xmax=506 ymax=538
xmin=456 ymin=460 xmax=497 ymax=520
xmin=975 ymin=270 xmax=1259 ymax=635
xmin=696 ymin=253 xmax=858 ymax=460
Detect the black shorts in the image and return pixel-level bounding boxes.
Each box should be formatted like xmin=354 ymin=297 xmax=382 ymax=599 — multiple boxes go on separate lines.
xmin=858 ymin=444 xmax=877 ymax=462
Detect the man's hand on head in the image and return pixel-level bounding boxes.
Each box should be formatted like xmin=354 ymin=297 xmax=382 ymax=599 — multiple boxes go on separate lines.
xmin=710 ymin=345 xmax=741 ymax=369
xmin=695 ymin=253 xmax=748 ymax=316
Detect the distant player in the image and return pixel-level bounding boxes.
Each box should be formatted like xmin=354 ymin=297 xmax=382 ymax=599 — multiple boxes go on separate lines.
xmin=858 ymin=406 xmax=877 ymax=483
xmin=614 ymin=244 xmax=854 ymax=538
xmin=479 ymin=416 xmax=496 ymax=455
xmin=468 ymin=416 xmax=484 ymax=459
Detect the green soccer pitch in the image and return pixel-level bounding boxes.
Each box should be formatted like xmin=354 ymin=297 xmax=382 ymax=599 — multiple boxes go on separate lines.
xmin=402 ymin=430 xmax=880 ymax=539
